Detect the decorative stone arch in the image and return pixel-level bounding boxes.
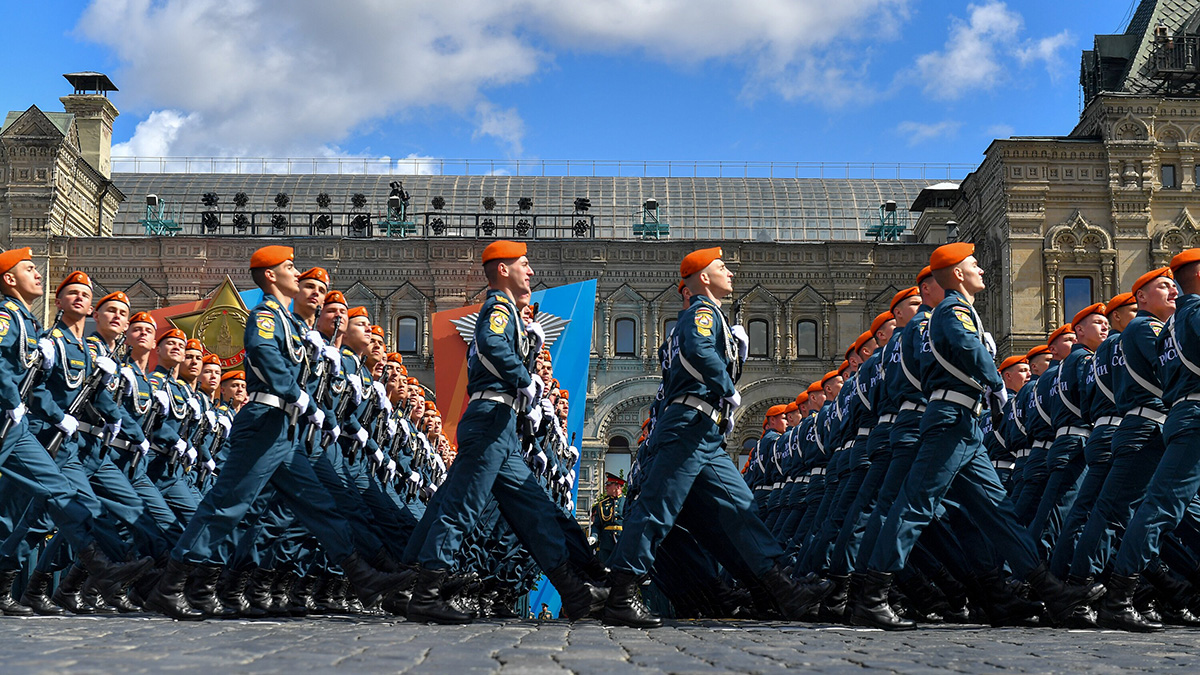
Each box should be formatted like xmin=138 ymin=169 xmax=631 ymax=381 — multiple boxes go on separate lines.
xmin=1112 ymin=114 xmax=1149 ymax=141
xmin=588 ymin=375 xmax=662 ymax=441
xmin=785 ymin=285 xmax=832 ymax=361
xmin=728 ymin=376 xmax=810 ymax=447
xmin=864 ymin=284 xmax=902 ymax=327
xmin=383 ymin=281 xmax=433 ymax=359
xmin=1042 ymin=211 xmax=1116 ymax=329
xmin=1151 ymin=208 xmax=1200 ymax=267
xmin=646 ymin=282 xmax=683 ymax=356
xmin=600 ymin=283 xmax=648 ymax=360
xmin=1157 ymin=122 xmax=1187 ymax=145
xmin=123 ymin=278 xmax=165 ymax=312
xmin=1188 ymin=125 xmax=1200 ymax=145
xmin=342 ymin=280 xmax=382 ymax=319
xmin=737 ymin=283 xmax=783 ymax=361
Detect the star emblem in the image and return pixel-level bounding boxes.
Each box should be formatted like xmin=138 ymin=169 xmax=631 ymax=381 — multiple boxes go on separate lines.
xmin=169 ymin=276 xmax=250 ymax=369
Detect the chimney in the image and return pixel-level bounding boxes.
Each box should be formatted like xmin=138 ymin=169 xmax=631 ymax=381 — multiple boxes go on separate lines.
xmin=59 ymin=72 xmax=119 ymax=179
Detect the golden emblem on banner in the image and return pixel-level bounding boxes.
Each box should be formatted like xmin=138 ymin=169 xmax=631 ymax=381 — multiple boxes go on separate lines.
xmin=169 ymin=277 xmax=250 ymax=369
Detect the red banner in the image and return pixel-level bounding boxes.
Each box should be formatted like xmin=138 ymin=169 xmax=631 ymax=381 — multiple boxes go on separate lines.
xmin=430 ymin=302 xmax=480 ymax=445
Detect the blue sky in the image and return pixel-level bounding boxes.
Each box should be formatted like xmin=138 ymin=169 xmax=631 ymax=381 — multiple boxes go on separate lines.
xmin=1 ymin=1 xmax=1145 ymax=171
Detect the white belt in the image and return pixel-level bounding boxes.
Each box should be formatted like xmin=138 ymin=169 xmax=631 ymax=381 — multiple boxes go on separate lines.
xmin=248 ymin=392 xmax=298 ymax=413
xmin=810 ymin=466 xmax=826 ymax=476
xmin=469 ymin=390 xmax=518 ymax=410
xmin=1094 ymin=415 xmax=1122 ymax=428
xmin=856 ymin=427 xmax=871 ymax=437
xmin=1031 ymin=440 xmax=1050 ymax=449
xmin=772 ymin=482 xmax=783 ymax=490
xmin=929 ymin=389 xmax=982 ymax=414
xmin=878 ymin=414 xmax=897 ymax=425
xmin=799 ymin=475 xmax=810 ymax=484
xmin=1056 ymin=426 xmax=1091 ymax=439
xmin=670 ymin=395 xmax=722 ymax=425
xmin=77 ymin=421 xmax=103 ymax=437
xmin=899 ymin=401 xmax=926 ymax=413
xmin=1127 ymin=406 xmax=1167 ymax=425
xmin=1014 ymin=448 xmax=1031 ymax=459
xmin=1174 ymin=393 xmax=1200 ymax=407
xmin=993 ymin=460 xmax=1016 ymax=470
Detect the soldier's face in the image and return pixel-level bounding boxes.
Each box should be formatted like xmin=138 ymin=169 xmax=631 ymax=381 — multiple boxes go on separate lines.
xmin=55 ymin=284 xmax=92 ymax=320
xmin=269 ymin=260 xmax=300 ymax=297
xmin=93 ymin=301 xmax=129 ymax=339
xmin=1075 ymin=313 xmax=1109 ymax=349
xmin=221 ymin=380 xmax=247 ymax=403
xmin=876 ymin=320 xmax=897 ymax=345
xmin=958 ymin=256 xmax=985 ymax=294
xmin=182 ymin=350 xmax=204 ymax=378
xmin=919 ymin=277 xmax=945 ymax=307
xmin=766 ymin=414 xmax=786 ymax=433
xmin=824 ymin=377 xmax=843 ymax=399
xmin=1029 ymin=353 xmax=1053 ymax=376
xmin=894 ymin=296 xmax=922 ymax=326
xmin=297 ymin=280 xmax=326 ymax=316
xmin=4 ymin=261 xmax=43 ymax=300
xmin=701 ymin=260 xmax=734 ymax=298
xmin=1002 ymin=363 xmax=1030 ymax=391
xmin=158 ymin=337 xmax=185 ymax=366
xmin=128 ymin=322 xmax=156 ymax=352
xmin=1049 ymin=333 xmax=1076 ymax=360
xmin=1137 ymin=278 xmax=1177 ymax=319
xmin=344 ymin=318 xmax=371 ymax=353
xmin=371 ymin=336 xmax=386 ymax=361
xmin=318 ymin=303 xmax=347 ymax=336
xmin=808 ymin=391 xmax=826 ymax=408
xmin=502 ymin=256 xmax=534 ymax=307
xmin=1108 ymin=304 xmax=1137 ymax=332
xmin=786 ymin=409 xmax=801 ymax=426
xmin=605 ymin=483 xmax=621 ymax=498
xmin=199 ymin=364 xmax=221 ymax=393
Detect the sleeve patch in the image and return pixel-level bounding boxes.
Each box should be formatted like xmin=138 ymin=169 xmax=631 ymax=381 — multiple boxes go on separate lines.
xmin=0 ymin=316 xmax=9 ymax=336
xmin=1150 ymin=321 xmax=1163 ymax=336
xmin=256 ymin=313 xmax=276 ymax=338
xmin=953 ymin=307 xmax=977 ymax=333
xmin=489 ymin=309 xmax=510 ymax=334
xmin=695 ymin=309 xmax=714 ymax=337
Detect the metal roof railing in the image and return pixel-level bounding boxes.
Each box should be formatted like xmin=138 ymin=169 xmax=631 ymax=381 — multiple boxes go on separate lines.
xmin=111 ymin=157 xmax=976 ymax=180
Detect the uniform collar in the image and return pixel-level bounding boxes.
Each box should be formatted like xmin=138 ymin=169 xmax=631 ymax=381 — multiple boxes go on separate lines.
xmin=1070 ymin=342 xmax=1093 ymax=355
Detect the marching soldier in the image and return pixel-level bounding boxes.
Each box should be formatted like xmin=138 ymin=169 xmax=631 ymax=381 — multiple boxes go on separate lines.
xmin=1014 ymin=324 xmax=1076 ymax=524
xmin=219 ymin=370 xmax=247 ymax=413
xmin=990 ymin=355 xmax=1030 ymax=488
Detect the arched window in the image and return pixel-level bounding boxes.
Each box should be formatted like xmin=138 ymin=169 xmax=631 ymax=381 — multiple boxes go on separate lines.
xmin=664 ymin=318 xmax=677 ymax=339
xmin=605 ymin=436 xmax=631 ymax=480
xmin=748 ymin=319 xmax=770 ymax=358
xmin=396 ymin=316 xmax=419 ymax=354
xmin=614 ymin=318 xmax=637 ymax=356
xmin=796 ymin=319 xmax=818 ymax=357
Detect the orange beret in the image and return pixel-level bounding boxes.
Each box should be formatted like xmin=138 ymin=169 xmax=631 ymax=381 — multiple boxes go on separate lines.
xmin=386 ymin=352 xmax=403 ymax=364
xmin=250 ymin=245 xmax=294 ymax=270
xmin=347 ymin=306 xmax=369 ymax=320
xmin=298 ymin=267 xmax=330 ymax=285
xmin=998 ymin=355 xmax=1028 ymax=372
xmin=95 ymin=291 xmax=130 ymax=309
xmin=184 ymin=338 xmax=204 ymax=352
xmin=680 ymin=247 xmax=723 ymax=279
xmin=869 ymin=311 xmax=895 ymax=336
xmin=424 ymin=400 xmax=438 ymax=411
xmin=890 ymin=287 xmax=920 ymax=311
xmin=407 ymin=377 xmax=421 ymax=385
xmin=324 ymin=290 xmax=347 ymax=307
xmin=369 ymin=325 xmax=385 ymax=338
xmin=129 ymin=311 xmax=156 ymax=330
xmin=56 ymin=271 xmax=91 ymax=295
xmin=1170 ymin=248 xmax=1200 ymax=273
xmin=157 ymin=328 xmax=186 ymax=345
xmin=796 ymin=392 xmax=809 ymax=406
xmin=916 ymin=266 xmax=933 ymax=284
xmin=850 ymin=330 xmax=873 ymax=356
xmin=1132 ymin=267 xmax=1174 ymax=296
xmin=820 ymin=370 xmax=840 ymax=386
xmin=481 ymin=240 xmax=527 ymax=265
xmin=1071 ymin=303 xmax=1107 ymax=328
xmin=930 ymin=242 xmax=975 ymax=271
xmin=806 ymin=381 xmax=824 ymax=394
xmin=559 ymin=389 xmax=569 ymax=400
xmin=1105 ymin=292 xmax=1135 ymax=314
xmin=220 ymin=370 xmax=245 ymax=383
xmin=785 ymin=401 xmax=799 ymax=413
xmin=676 ymin=279 xmax=686 ymax=296
xmin=551 ymin=378 xmax=560 ymax=389
xmin=766 ymin=404 xmax=788 ymax=418
xmin=398 ymin=365 xmax=408 ymax=375
xmin=1047 ymin=323 xmax=1075 ymax=345
xmin=0 ymin=247 xmax=32 ymax=276
xmin=1026 ymin=345 xmax=1051 ymax=359
xmin=202 ymin=353 xmax=221 ymax=366
xmin=837 ymin=359 xmax=850 ymax=374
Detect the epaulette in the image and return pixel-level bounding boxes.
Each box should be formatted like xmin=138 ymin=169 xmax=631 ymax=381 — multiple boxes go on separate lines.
xmin=51 ymin=328 xmax=62 ymax=338
xmin=495 ymin=295 xmax=511 ymax=306
xmin=4 ymin=300 xmax=17 ymax=312
xmin=265 ymin=299 xmax=281 ymax=310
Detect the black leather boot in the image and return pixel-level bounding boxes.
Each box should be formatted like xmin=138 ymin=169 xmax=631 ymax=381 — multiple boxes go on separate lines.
xmin=849 ymin=570 xmax=915 ymax=630
xmin=1027 ymin=562 xmax=1105 ymax=626
xmin=0 ymin=569 xmax=32 ymax=616
xmin=287 ymin=574 xmax=313 ymax=617
xmin=185 ymin=565 xmax=239 ymax=618
xmin=967 ymin=568 xmax=1043 ymax=626
xmin=603 ymin=570 xmax=661 ymax=628
xmin=761 ymin=564 xmax=833 ymax=620
xmin=546 ymin=563 xmax=607 ymax=620
xmin=406 ymin=567 xmax=472 ymax=624
xmin=1097 ymin=574 xmax=1162 ymax=632
xmin=895 ymin=569 xmax=950 ymax=623
xmin=80 ymin=577 xmax=118 ymax=614
xmin=1142 ymin=561 xmax=1200 ymax=626
xmin=145 ymin=559 xmax=206 ymax=620
xmin=818 ymin=574 xmax=850 ymax=622
xmin=53 ymin=563 xmax=95 ymax=615
xmin=245 ymin=568 xmax=277 ymax=616
xmin=78 ymin=542 xmax=153 ymax=591
xmin=1059 ymin=576 xmax=1099 ymax=628
xmin=20 ymin=570 xmax=65 ymax=615
xmin=342 ymin=551 xmax=415 ymax=608
xmin=270 ymin=569 xmax=297 ymax=617
xmin=218 ymin=567 xmax=256 ymax=617
xmin=927 ymin=566 xmax=971 ymax=623
xmin=310 ymin=572 xmax=337 ymax=614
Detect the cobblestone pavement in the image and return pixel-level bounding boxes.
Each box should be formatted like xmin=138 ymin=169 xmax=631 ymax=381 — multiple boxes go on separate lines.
xmin=3 ymin=615 xmax=1199 ymax=674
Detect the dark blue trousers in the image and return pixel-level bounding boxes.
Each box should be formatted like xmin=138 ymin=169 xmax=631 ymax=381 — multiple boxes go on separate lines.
xmin=1049 ymin=423 xmax=1117 ymax=577
xmin=1028 ymin=433 xmax=1087 ymax=557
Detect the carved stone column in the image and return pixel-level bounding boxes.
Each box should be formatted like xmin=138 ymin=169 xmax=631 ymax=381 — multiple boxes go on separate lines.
xmin=1044 ymin=254 xmax=1060 ymax=329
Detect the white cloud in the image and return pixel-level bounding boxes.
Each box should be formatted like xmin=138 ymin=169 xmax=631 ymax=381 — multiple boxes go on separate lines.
xmin=110 ymin=110 xmax=199 ymax=157
xmin=914 ymin=2 xmax=1072 ymax=100
xmin=79 ymin=0 xmax=913 ymax=156
xmin=897 ymin=120 xmax=962 ymax=146
xmin=985 ymin=123 xmax=1015 ymax=138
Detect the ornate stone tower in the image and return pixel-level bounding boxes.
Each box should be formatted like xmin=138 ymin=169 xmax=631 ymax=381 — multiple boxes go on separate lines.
xmin=60 ymin=72 xmax=120 ymax=180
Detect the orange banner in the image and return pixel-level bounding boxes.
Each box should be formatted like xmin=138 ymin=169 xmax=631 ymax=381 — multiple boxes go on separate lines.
xmin=430 ymin=303 xmax=480 ymax=445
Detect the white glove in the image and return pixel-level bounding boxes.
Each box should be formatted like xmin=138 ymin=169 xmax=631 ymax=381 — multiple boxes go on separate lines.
xmin=153 ymin=389 xmax=170 ymax=414
xmin=172 ymin=438 xmax=188 ymax=458
xmin=94 ymin=356 xmax=117 ymax=384
xmin=186 ymin=397 xmax=201 ymax=419
xmin=6 ymin=403 xmax=24 ymax=424
xmin=519 ymin=376 xmax=545 ymax=408
xmin=56 ymin=414 xmax=78 ymax=437
xmin=347 ymin=375 xmax=364 ymax=404
xmin=304 ymin=329 xmax=325 ymax=350
xmin=204 ymin=459 xmax=217 ymax=473
xmin=372 ymin=448 xmax=385 ymax=466
xmin=294 ymin=390 xmax=311 ymax=415
xmin=386 ymin=418 xmax=398 ymax=438
xmin=385 ymin=459 xmax=397 ymax=483
xmin=37 ymin=337 xmax=56 ymax=370
xmin=721 ymin=389 xmax=742 ymax=411
xmin=308 ymin=407 xmax=325 ymax=429
xmin=354 ymin=426 xmax=368 ymax=445
xmin=525 ymin=321 xmax=546 ymax=350
xmin=567 ymin=445 xmax=579 ymax=461
xmin=731 ymin=324 xmax=750 ymax=361
xmin=982 ymin=331 xmax=997 ymax=358
xmin=325 ymin=424 xmax=341 ymax=443
xmin=527 ymin=399 xmax=545 ymax=428
xmin=138 ymin=439 xmax=150 ymax=456
xmin=217 ymin=415 xmax=232 ymax=436
xmin=539 ymin=398 xmax=555 ymax=420
xmin=409 ymin=471 xmax=422 ymax=486
xmin=186 ymin=446 xmax=198 ymax=463
xmin=204 ymin=409 xmax=217 ymax=429
xmin=533 ymin=450 xmax=548 ymax=474
xmin=321 ymin=345 xmax=342 ymax=374
xmin=120 ymin=366 xmax=139 ymax=396
xmin=987 ymin=386 xmax=1010 ymax=407
xmin=103 ymin=420 xmax=122 ymax=439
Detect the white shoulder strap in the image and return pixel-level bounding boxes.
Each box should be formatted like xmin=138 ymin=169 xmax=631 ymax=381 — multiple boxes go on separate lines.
xmin=1093 ymin=355 xmax=1117 ymax=403
xmin=1168 ymin=315 xmax=1200 ymax=379
xmin=1056 ymin=361 xmax=1085 ymax=418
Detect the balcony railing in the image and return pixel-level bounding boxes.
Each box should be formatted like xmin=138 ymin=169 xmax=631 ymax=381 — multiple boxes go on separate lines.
xmin=1152 ymin=35 xmax=1200 ymax=79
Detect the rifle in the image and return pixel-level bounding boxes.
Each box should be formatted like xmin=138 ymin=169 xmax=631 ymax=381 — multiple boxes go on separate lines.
xmin=289 ymin=328 xmax=314 ymax=442
xmin=45 ymin=333 xmax=126 ymax=458
xmin=0 ymin=309 xmax=61 ymax=446
xmin=304 ymin=316 xmax=342 ymax=447
xmin=105 ymin=339 xmax=132 ymax=448
xmin=347 ymin=382 xmax=378 ymax=463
